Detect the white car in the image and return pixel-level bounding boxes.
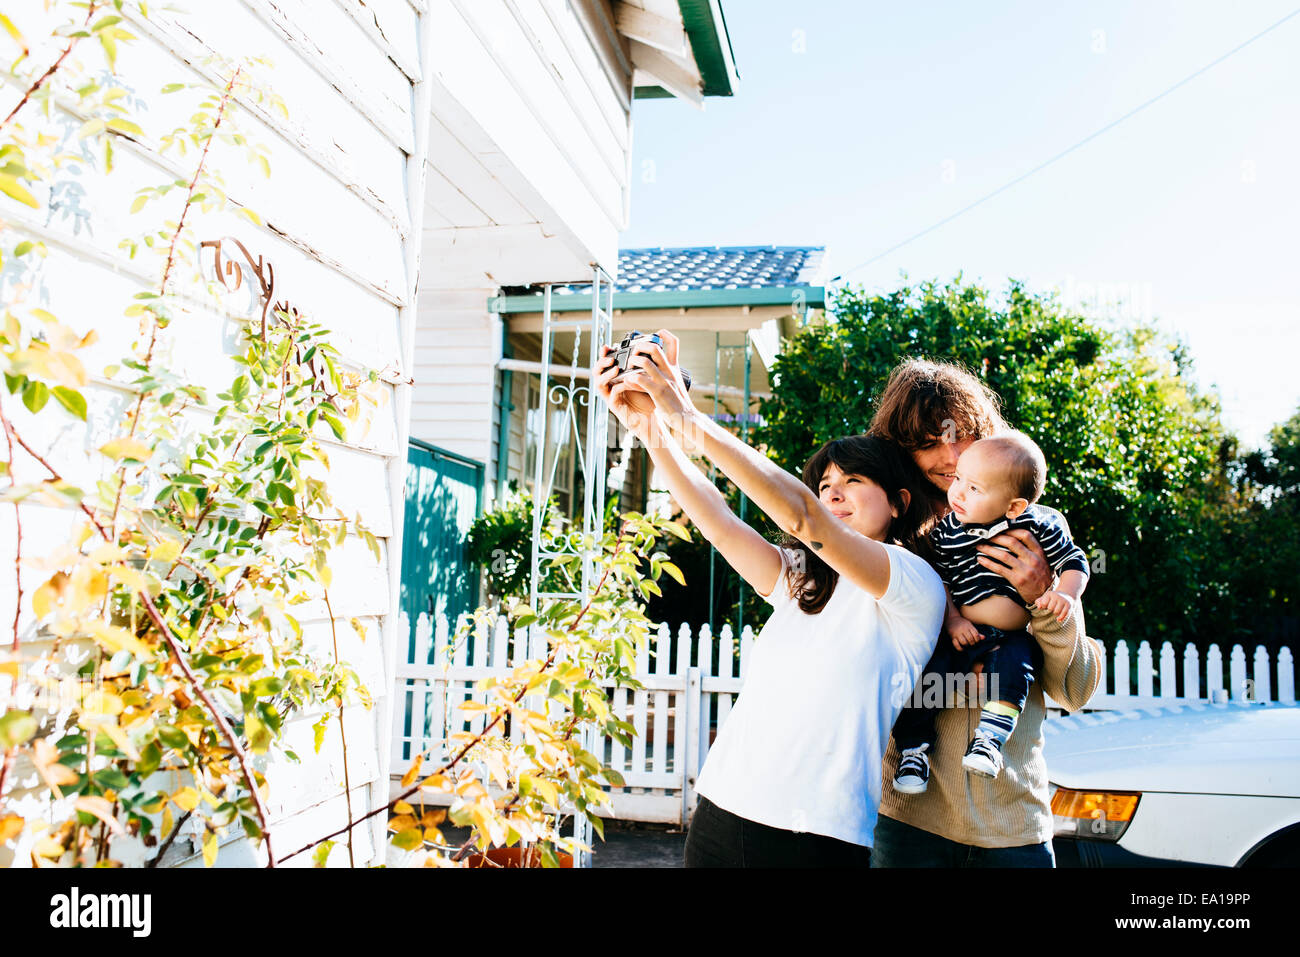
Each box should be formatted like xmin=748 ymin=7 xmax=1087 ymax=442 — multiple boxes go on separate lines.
xmin=1045 ymin=702 xmax=1300 ymax=867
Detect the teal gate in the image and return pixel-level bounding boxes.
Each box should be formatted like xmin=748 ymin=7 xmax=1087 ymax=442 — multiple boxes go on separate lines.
xmin=401 ymin=440 xmax=484 ymax=664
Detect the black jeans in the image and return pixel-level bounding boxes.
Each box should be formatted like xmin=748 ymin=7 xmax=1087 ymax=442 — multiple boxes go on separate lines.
xmin=683 ymin=796 xmax=872 ymax=868
xmin=870 ymin=814 xmax=1055 ymax=868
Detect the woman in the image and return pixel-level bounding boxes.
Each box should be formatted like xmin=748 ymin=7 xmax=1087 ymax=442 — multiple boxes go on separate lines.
xmin=596 ymin=332 xmax=946 ymax=867
xmin=868 ymin=358 xmax=1103 ymax=867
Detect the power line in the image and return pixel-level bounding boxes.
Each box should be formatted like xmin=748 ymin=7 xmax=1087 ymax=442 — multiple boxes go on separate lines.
xmin=834 ymin=7 xmax=1300 ymax=282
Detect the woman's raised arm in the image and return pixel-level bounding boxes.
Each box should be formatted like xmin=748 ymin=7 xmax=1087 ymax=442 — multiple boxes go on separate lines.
xmin=618 ymin=332 xmax=895 ymax=599
xmin=595 ymin=350 xmax=784 ymax=598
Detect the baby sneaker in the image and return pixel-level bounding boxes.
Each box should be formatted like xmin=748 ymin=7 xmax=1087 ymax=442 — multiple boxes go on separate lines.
xmin=892 ymin=743 xmax=931 ymax=794
xmin=962 ymin=729 xmax=1004 ymax=779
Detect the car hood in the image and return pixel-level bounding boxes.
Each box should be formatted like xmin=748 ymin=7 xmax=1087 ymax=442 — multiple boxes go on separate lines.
xmin=1044 ymin=703 xmax=1300 ymax=797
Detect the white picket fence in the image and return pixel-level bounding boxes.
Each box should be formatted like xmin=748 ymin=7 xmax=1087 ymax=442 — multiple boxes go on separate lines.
xmin=390 ymin=613 xmax=1297 ymax=826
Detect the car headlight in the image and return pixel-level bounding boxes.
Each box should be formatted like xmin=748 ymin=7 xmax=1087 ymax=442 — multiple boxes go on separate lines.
xmin=1049 ymin=785 xmax=1141 ymax=842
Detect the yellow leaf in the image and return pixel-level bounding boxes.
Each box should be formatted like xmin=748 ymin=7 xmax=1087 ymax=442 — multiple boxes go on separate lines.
xmin=535 ymin=779 xmax=560 ymax=807
xmin=388 ymin=814 xmax=418 ymax=833
xmin=98 ymin=437 xmax=153 ymax=463
xmin=172 ymin=787 xmax=200 ymax=812
xmin=109 ymin=565 xmax=149 ymax=593
xmin=89 ymin=544 xmax=127 ymax=564
xmin=421 ymin=809 xmax=446 ymax=828
xmin=98 ymin=721 xmax=140 ymax=760
xmin=75 ymin=796 xmax=124 ymax=834
xmin=202 ymin=829 xmax=218 ymax=867
xmin=420 ymin=774 xmax=450 ymax=792
xmin=80 ymin=690 xmax=124 ymax=717
xmin=399 ymin=754 xmax=423 ymax=788
xmin=32 ymin=835 xmax=66 ymax=858
xmin=85 ymin=621 xmax=151 ymax=658
xmin=150 ymin=540 xmax=181 ymax=563
xmin=0 ymin=814 xmax=23 ymax=843
xmin=31 ymin=577 xmax=61 ymax=620
xmin=161 ymin=805 xmax=174 ymax=841
xmin=32 ymin=738 xmax=78 ymax=797
xmin=393 ymin=801 xmax=415 ymax=816
xmin=0 ymin=174 xmax=38 ymax=208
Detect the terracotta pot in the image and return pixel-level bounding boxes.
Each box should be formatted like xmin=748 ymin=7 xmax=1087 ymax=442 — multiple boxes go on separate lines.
xmin=464 ymin=845 xmax=574 ymax=868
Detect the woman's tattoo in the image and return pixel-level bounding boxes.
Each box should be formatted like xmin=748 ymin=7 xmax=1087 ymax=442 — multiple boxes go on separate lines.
xmin=810 ymin=541 xmax=823 ymax=551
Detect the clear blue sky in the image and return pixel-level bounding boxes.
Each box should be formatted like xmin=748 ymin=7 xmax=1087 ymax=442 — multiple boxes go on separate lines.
xmin=621 ymin=0 xmax=1300 ymax=450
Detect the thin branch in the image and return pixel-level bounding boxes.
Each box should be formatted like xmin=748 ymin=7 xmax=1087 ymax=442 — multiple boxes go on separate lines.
xmin=0 ymin=1 xmax=99 ymax=132
xmin=322 ymin=589 xmax=354 ymax=868
xmin=110 ymin=66 xmax=242 ymax=539
xmin=146 ymin=808 xmax=193 ymax=868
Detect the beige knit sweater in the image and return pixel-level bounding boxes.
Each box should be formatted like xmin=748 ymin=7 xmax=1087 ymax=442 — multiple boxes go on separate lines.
xmin=878 ymin=603 xmax=1102 ymax=848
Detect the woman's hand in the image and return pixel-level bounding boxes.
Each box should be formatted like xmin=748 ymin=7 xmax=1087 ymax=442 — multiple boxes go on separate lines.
xmin=976 ymin=528 xmax=1053 ymax=604
xmin=620 ymin=330 xmax=698 ymax=440
xmin=595 ymin=344 xmax=655 ymax=440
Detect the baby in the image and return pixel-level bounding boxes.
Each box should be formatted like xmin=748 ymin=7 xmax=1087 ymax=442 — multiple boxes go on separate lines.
xmin=892 ymin=431 xmax=1088 ymax=792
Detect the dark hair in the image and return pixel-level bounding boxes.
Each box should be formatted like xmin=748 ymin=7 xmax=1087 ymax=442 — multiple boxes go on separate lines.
xmin=782 ymin=435 xmax=935 ymax=614
xmin=867 ymin=357 xmax=1008 ymax=513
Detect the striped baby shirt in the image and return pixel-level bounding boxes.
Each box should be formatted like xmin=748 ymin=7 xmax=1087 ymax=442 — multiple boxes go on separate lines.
xmin=930 ymin=504 xmax=1089 ymax=608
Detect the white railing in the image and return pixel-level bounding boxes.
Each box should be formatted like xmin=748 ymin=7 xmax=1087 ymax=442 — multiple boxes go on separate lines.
xmin=390 ymin=613 xmax=1297 ymax=826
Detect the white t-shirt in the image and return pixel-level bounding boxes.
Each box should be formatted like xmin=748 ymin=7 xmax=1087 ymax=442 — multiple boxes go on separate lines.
xmin=694 ymin=543 xmax=945 ymax=847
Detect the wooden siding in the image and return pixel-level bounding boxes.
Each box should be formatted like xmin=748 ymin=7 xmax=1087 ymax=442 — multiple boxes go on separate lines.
xmin=410 ymin=286 xmax=499 ymax=467
xmin=0 ymin=0 xmax=425 ymax=868
xmin=419 ymin=0 xmax=632 ymax=287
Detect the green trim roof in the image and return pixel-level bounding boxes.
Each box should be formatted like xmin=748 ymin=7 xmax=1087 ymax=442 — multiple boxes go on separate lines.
xmin=491 ymin=245 xmax=826 ymax=314
xmin=491 ymin=285 xmax=824 ymax=314
xmin=634 ymin=0 xmax=739 ymax=100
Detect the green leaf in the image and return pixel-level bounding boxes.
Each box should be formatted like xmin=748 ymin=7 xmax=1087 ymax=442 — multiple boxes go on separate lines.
xmin=312 ymin=840 xmax=335 ymax=867
xmin=0 ymin=710 xmax=38 ymax=748
xmin=13 ymin=240 xmax=33 ymax=256
xmin=21 ymin=380 xmax=49 ymax=414
xmin=51 ymin=387 xmax=87 ymax=421
xmin=391 ymin=828 xmax=422 ymax=851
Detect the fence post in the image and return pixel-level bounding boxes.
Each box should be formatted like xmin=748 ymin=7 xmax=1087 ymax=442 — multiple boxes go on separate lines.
xmin=696 ymin=622 xmax=714 ymax=784
xmin=1206 ymin=644 xmax=1224 ymax=702
xmin=491 ymin=615 xmax=508 ymax=670
xmin=1113 ymin=640 xmax=1130 ymax=701
xmin=411 ymin=613 xmax=436 ymax=758
xmin=1279 ymin=647 xmax=1296 ymax=705
xmin=683 ymin=666 xmax=701 ymax=827
xmin=1159 ymin=642 xmax=1177 ymax=699
xmin=739 ymin=624 xmax=756 ymax=680
xmin=393 ymin=611 xmax=413 ymax=765
xmin=1230 ymin=645 xmax=1248 ymax=701
xmin=1183 ymin=643 xmax=1201 ymax=701
xmin=1252 ymin=645 xmax=1272 ymax=704
xmin=1137 ymin=641 xmax=1154 ymax=698
xmin=674 ymin=623 xmax=692 ymax=824
xmin=1096 ymin=640 xmax=1108 ymax=698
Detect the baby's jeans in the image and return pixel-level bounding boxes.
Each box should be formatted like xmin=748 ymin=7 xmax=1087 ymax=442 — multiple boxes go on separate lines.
xmin=892 ymin=624 xmax=1039 ymax=751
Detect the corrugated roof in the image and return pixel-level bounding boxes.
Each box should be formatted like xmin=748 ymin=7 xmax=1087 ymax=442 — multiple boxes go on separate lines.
xmin=504 ymin=246 xmax=825 ymax=297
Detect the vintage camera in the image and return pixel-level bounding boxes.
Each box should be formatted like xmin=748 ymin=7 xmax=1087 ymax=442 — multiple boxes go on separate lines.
xmin=613 ymin=331 xmax=691 ymax=391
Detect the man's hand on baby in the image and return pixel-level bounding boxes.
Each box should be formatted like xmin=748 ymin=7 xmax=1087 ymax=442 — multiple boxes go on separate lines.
xmin=1034 ymin=589 xmax=1075 ymax=623
xmin=947 ymin=615 xmax=982 ymax=649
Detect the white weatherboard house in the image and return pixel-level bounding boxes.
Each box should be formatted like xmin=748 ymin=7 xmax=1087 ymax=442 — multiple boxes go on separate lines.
xmin=0 ymin=1 xmax=739 ymax=866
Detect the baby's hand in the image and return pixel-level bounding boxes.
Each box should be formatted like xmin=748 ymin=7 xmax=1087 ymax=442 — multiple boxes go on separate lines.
xmin=947 ymin=615 xmax=982 ymax=649
xmin=1035 ymin=589 xmax=1075 ymax=623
